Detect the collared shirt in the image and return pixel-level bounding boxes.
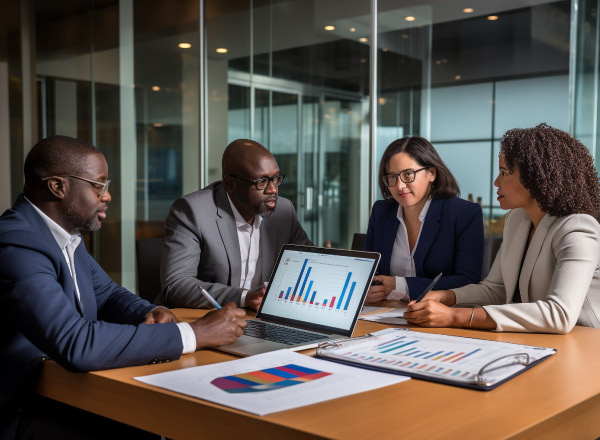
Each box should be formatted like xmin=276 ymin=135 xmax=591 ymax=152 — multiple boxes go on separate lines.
xmin=388 ymin=198 xmax=432 ymax=300
xmin=25 ymin=197 xmax=196 ymax=354
xmin=227 ymin=194 xmax=263 ymax=307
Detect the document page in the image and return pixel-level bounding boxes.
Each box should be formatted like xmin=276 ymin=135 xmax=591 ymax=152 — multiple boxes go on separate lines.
xmin=135 ymin=349 xmax=409 ymax=416
xmin=317 ymin=328 xmax=556 ymax=388
xmin=359 ymin=306 xmax=408 ymax=325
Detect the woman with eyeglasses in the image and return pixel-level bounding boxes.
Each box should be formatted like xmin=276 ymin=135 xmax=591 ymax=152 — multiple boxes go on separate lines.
xmin=364 ymin=136 xmax=484 ymax=305
xmin=405 ymin=124 xmax=600 ymax=333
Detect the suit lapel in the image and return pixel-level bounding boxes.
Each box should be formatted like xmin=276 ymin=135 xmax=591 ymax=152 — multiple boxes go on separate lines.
xmin=414 ymin=199 xmax=442 ymax=274
xmin=381 ymin=207 xmax=400 ymax=275
xmin=73 ymin=245 xmax=98 ymax=320
xmin=215 ymin=186 xmax=242 ymax=285
xmin=260 ymin=220 xmax=273 ymax=281
xmin=519 ymin=214 xmax=554 ymax=302
xmin=501 ymin=211 xmax=531 ymax=302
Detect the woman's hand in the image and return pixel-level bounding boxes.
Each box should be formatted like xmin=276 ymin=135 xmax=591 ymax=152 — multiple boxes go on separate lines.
xmin=404 ymin=299 xmax=466 ymax=327
xmin=364 ymin=275 xmax=396 ymax=305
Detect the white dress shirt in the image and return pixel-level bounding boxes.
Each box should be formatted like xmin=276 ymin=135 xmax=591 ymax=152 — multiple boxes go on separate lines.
xmin=227 ymin=194 xmax=263 ymax=307
xmin=388 ymin=198 xmax=432 ymax=300
xmin=25 ymin=197 xmax=196 ymax=354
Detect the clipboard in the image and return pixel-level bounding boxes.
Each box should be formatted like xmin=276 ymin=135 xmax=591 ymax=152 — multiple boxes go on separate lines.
xmin=316 ymin=328 xmax=556 ymax=391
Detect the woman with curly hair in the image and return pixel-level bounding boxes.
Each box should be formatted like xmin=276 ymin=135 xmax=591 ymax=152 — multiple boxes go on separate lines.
xmin=364 ymin=136 xmax=484 ymax=304
xmin=405 ymin=123 xmax=600 ymax=333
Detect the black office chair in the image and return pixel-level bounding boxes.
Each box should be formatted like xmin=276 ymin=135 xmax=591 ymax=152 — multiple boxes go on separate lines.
xmin=482 ymin=236 xmax=502 ymax=278
xmin=351 ymin=233 xmax=367 ymax=251
xmin=135 ymin=237 xmax=164 ymax=303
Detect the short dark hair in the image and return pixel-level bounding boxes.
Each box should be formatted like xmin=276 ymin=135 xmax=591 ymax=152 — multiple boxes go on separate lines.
xmin=378 ymin=136 xmax=460 ymax=200
xmin=501 ymin=123 xmax=600 ymax=218
xmin=24 ymin=136 xmax=100 ymax=182
xmin=24 ymin=136 xmax=101 ymax=193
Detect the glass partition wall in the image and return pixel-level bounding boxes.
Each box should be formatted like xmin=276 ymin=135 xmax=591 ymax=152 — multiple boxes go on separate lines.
xmin=6 ymin=0 xmax=596 ymax=291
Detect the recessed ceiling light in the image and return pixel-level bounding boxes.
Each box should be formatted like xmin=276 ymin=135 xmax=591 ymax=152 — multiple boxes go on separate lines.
xmin=151 ymin=86 xmax=160 ymax=91
xmin=455 ymin=75 xmax=462 ymax=80
xmin=349 ymin=27 xmax=356 ymax=32
xmin=487 ymin=15 xmax=499 ymax=21
xmin=378 ymin=97 xmax=387 ymax=105
xmin=463 ymin=8 xmax=474 ymax=13
xmin=324 ymin=25 xmax=335 ymax=31
xmin=382 ymin=48 xmax=388 ymax=52
xmin=153 ymin=123 xmax=164 ymax=128
xmin=178 ymin=43 xmax=192 ymax=49
xmin=216 ymin=48 xmax=228 ymax=53
xmin=405 ymin=16 xmax=416 ymax=22
xmin=359 ymin=37 xmax=368 ymax=43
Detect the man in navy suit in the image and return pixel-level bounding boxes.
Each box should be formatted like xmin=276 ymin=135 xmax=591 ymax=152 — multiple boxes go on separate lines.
xmin=0 ymin=136 xmax=246 ymax=439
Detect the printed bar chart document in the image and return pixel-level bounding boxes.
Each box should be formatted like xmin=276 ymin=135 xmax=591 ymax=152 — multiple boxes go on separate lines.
xmin=316 ymin=328 xmax=556 ymax=390
xmin=134 ymin=350 xmax=409 ymax=416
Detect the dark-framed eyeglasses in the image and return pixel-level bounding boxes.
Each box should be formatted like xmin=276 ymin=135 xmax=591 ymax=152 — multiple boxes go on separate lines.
xmin=41 ymin=175 xmax=111 ymax=197
xmin=229 ymin=173 xmax=285 ymax=191
xmin=382 ymin=167 xmax=429 ymax=187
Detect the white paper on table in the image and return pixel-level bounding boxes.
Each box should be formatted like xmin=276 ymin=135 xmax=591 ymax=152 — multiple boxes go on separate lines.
xmin=134 ymin=349 xmax=409 ymax=416
xmin=359 ymin=305 xmax=408 ymax=325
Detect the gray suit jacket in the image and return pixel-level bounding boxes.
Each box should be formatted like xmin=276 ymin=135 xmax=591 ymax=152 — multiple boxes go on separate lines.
xmin=454 ymin=208 xmax=600 ymax=333
xmin=156 ymin=182 xmax=312 ymax=308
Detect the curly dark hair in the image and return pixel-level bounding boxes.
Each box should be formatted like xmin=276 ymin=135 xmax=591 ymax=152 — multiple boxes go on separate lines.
xmin=378 ymin=136 xmax=459 ymax=201
xmin=501 ymin=123 xmax=600 ymax=218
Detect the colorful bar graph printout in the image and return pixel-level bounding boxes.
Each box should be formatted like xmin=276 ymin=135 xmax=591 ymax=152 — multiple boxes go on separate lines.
xmin=211 ymin=364 xmax=332 ymax=394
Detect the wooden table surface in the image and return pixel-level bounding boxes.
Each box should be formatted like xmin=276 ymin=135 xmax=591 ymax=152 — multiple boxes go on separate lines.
xmin=36 ymin=308 xmax=600 ymax=439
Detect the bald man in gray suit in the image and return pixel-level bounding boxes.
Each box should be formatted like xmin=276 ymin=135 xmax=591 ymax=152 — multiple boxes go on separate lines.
xmin=156 ymin=139 xmax=312 ymax=311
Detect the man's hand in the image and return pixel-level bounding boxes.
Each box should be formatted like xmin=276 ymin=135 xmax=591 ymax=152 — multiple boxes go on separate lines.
xmin=189 ymin=303 xmax=247 ymax=349
xmin=245 ymin=285 xmax=266 ymax=311
xmin=144 ymin=306 xmax=179 ymax=324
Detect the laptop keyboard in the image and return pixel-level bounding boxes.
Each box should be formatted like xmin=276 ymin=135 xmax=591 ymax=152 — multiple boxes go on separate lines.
xmin=243 ymin=320 xmax=329 ymax=346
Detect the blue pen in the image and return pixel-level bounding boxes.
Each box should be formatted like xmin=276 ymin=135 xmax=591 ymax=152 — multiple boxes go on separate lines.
xmin=198 ymin=286 xmax=222 ymax=309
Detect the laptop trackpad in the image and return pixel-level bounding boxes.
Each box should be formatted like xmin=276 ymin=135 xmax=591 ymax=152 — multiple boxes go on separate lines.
xmin=219 ymin=336 xmax=287 ymax=357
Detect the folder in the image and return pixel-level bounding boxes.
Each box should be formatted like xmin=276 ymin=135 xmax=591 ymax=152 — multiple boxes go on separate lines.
xmin=316 ymin=328 xmax=556 ymax=391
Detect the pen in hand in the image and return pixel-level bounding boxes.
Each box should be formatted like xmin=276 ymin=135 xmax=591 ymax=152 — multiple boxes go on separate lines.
xmin=197 ymin=286 xmax=222 ymax=310
xmin=414 ymin=272 xmax=443 ymax=303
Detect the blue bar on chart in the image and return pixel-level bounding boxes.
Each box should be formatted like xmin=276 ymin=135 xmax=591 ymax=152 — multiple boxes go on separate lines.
xmin=343 ymin=281 xmax=356 ymax=311
xmin=297 ymin=267 xmax=312 ymax=302
xmin=303 ymin=280 xmax=314 ymax=303
xmin=336 ymin=273 xmax=352 ymax=310
xmin=290 ymin=259 xmax=308 ymax=301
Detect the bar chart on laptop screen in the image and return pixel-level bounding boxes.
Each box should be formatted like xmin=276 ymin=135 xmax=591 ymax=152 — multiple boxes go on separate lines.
xmin=260 ymin=249 xmax=376 ymax=329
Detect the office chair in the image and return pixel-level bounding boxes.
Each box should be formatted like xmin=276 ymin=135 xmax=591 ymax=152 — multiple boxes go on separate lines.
xmin=135 ymin=237 xmax=164 ymax=303
xmin=351 ymin=233 xmax=367 ymax=251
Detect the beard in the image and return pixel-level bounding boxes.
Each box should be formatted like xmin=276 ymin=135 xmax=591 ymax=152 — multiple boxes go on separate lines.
xmin=258 ymin=194 xmax=278 ymax=218
xmin=62 ymin=198 xmax=102 ymax=232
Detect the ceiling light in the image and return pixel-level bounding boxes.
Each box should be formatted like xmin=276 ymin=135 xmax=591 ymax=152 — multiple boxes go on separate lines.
xmin=359 ymin=37 xmax=368 ymax=43
xmin=324 ymin=25 xmax=335 ymax=31
xmin=178 ymin=43 xmax=192 ymax=49
xmin=349 ymin=27 xmax=356 ymax=32
xmin=455 ymin=75 xmax=462 ymax=80
xmin=378 ymin=97 xmax=387 ymax=105
xmin=405 ymin=16 xmax=416 ymax=22
xmin=382 ymin=48 xmax=388 ymax=52
xmin=153 ymin=123 xmax=164 ymax=128
xmin=487 ymin=15 xmax=499 ymax=21
xmin=151 ymin=86 xmax=160 ymax=91
xmin=216 ymin=48 xmax=228 ymax=53
xmin=463 ymin=8 xmax=474 ymax=13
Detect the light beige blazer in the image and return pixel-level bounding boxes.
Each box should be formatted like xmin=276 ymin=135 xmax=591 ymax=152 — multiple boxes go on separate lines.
xmin=454 ymin=208 xmax=600 ymax=333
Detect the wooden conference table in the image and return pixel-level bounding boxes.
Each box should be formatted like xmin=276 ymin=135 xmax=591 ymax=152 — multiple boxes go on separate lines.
xmin=36 ymin=307 xmax=600 ymax=439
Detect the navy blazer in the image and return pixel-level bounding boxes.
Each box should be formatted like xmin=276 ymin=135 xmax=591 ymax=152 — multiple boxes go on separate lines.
xmin=365 ymin=197 xmax=484 ymax=299
xmin=0 ymin=195 xmax=183 ymax=436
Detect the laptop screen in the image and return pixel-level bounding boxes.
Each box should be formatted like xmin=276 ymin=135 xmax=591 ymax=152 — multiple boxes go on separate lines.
xmin=257 ymin=245 xmax=381 ymax=336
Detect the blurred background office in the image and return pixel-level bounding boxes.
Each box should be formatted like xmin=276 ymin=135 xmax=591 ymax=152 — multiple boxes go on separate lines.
xmin=0 ymin=0 xmax=598 ymax=293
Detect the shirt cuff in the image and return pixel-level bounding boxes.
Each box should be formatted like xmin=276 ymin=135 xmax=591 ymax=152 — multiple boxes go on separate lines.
xmin=387 ymin=277 xmax=409 ymax=301
xmin=176 ymin=322 xmax=197 ymax=354
xmin=240 ymin=290 xmax=248 ymax=308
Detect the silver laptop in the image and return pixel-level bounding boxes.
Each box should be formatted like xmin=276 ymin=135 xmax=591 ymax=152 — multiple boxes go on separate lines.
xmin=217 ymin=244 xmax=380 ymax=357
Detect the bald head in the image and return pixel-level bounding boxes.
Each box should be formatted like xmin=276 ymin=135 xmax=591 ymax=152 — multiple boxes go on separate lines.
xmin=24 ymin=136 xmax=101 ymax=196
xmin=222 ymin=139 xmax=275 ymax=177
